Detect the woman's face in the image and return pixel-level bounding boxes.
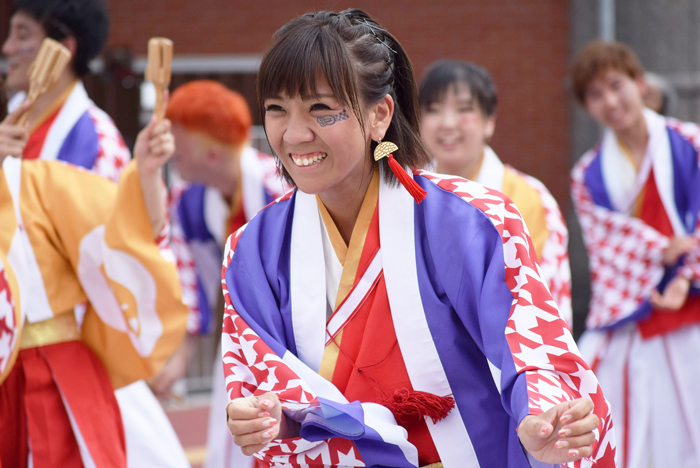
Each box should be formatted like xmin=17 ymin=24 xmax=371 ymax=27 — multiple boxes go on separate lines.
xmin=420 ymin=83 xmax=495 ymax=172
xmin=263 ymin=77 xmax=373 ymax=200
xmin=2 ymin=12 xmax=46 ymax=93
xmin=584 ymin=69 xmax=646 ymax=133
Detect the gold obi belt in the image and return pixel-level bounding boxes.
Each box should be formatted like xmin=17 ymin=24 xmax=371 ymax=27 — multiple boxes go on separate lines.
xmin=20 ymin=313 xmax=81 ymax=350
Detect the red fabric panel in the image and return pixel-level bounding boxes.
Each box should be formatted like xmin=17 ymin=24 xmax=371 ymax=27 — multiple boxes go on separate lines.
xmin=0 ymin=341 xmax=126 ymax=468
xmin=637 ymin=170 xmax=700 ymax=338
xmin=0 ymin=345 xmax=83 ymax=467
xmin=42 ymin=341 xmax=127 ymax=468
xmin=0 ymin=348 xmax=31 ymax=468
xmin=330 ymin=206 xmax=440 ymax=465
xmin=23 ymin=109 xmax=60 ymax=160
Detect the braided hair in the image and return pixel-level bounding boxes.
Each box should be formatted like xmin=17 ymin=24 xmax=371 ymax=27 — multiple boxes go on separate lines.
xmin=257 ymin=9 xmax=430 ymax=186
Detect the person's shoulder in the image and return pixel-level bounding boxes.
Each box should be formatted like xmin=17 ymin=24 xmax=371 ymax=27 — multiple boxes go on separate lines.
xmin=665 ymin=116 xmax=700 ymax=151
xmin=416 ymin=169 xmax=527 ymax=239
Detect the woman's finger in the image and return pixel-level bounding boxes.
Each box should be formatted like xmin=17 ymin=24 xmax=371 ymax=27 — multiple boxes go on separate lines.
xmin=564 ymin=445 xmax=593 ymax=461
xmin=558 ymin=398 xmax=593 ymax=425
xmin=3 ymin=144 xmax=26 ymax=156
xmin=0 ymin=126 xmax=28 ymax=139
xmin=232 ymin=425 xmax=278 ymax=448
xmin=557 ymin=431 xmax=596 ymax=449
xmin=228 ymin=416 xmax=277 ymax=437
xmin=559 ymin=413 xmax=599 ymax=438
xmin=2 ymin=100 xmax=33 ymax=125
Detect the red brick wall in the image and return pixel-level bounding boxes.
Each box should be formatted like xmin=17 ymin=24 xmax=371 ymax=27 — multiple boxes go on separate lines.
xmin=0 ymin=1 xmax=569 ymax=206
xmin=107 ymin=0 xmax=570 ymax=206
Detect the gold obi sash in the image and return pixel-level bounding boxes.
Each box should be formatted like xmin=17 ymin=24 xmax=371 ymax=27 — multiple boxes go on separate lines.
xmin=20 ymin=313 xmax=81 ymax=350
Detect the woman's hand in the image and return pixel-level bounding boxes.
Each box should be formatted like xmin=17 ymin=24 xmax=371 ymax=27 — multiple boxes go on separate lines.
xmin=518 ymin=398 xmax=599 ymax=464
xmin=663 ymin=237 xmax=694 ymax=266
xmin=0 ymin=101 xmax=32 ymax=164
xmin=226 ymin=392 xmax=299 ymax=455
xmin=650 ymin=275 xmax=691 ymax=311
xmin=133 ymin=116 xmax=175 ymax=177
xmin=148 ymin=333 xmax=191 ymax=400
xmin=133 ymin=116 xmax=175 ymax=238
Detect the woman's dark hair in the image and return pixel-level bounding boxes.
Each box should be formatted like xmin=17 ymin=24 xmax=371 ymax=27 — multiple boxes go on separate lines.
xmin=13 ymin=0 xmax=110 ymax=77
xmin=257 ymin=8 xmax=430 ymax=186
xmin=0 ymin=78 xmax=8 ymax=121
xmin=419 ymin=60 xmax=498 ymax=117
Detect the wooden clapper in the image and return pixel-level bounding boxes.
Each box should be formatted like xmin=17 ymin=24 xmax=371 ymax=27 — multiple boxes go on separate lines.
xmin=145 ymin=37 xmax=173 ymax=121
xmin=17 ymin=37 xmax=72 ymax=126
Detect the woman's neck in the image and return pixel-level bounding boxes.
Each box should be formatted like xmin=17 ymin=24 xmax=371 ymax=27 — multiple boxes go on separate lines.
xmin=211 ymin=152 xmax=241 ymax=203
xmin=26 ymin=72 xmax=77 ymax=128
xmin=437 ymin=147 xmax=485 ymax=181
xmin=615 ymin=113 xmax=649 ymax=167
xmin=318 ymin=165 xmax=374 ymax=245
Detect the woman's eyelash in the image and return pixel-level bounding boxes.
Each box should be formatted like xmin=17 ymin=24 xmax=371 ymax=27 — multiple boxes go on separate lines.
xmin=310 ymin=103 xmax=331 ymax=111
xmin=265 ymin=104 xmax=283 ymax=112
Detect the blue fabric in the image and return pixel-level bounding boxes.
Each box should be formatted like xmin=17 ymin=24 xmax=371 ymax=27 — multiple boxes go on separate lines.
xmin=583 ymin=148 xmax=614 ymax=211
xmin=56 ymin=111 xmax=100 ymax=169
xmin=195 ymin=276 xmax=211 ymax=334
xmin=224 ymin=177 xmax=542 ymax=467
xmin=178 ymin=185 xmax=216 ymax=243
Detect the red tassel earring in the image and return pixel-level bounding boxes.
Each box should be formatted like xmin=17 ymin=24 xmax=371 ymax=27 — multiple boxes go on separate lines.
xmin=374 ymin=140 xmax=427 ymax=203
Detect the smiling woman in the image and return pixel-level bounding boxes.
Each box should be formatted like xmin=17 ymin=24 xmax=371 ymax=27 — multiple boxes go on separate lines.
xmin=221 ymin=8 xmax=616 ymax=468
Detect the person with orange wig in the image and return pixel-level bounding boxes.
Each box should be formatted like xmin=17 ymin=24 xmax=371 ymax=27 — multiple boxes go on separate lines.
xmin=151 ymin=80 xmax=286 ymax=468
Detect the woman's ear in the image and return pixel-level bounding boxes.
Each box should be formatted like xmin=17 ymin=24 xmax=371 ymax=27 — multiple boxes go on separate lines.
xmin=61 ymin=36 xmax=78 ymax=57
xmin=484 ymin=114 xmax=496 ymax=141
xmin=369 ymin=94 xmax=395 ymax=141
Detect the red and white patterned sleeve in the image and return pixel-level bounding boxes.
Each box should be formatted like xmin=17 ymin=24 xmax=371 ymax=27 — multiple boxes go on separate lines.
xmin=87 ymin=105 xmax=131 ymax=183
xmin=418 ymin=171 xmax=617 ymax=467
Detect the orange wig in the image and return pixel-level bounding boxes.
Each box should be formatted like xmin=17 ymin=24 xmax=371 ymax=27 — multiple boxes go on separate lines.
xmin=166 ymin=80 xmax=252 ymax=146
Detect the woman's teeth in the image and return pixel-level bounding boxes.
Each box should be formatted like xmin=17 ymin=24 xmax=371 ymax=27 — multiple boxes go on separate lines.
xmin=291 ymin=152 xmax=327 ymax=167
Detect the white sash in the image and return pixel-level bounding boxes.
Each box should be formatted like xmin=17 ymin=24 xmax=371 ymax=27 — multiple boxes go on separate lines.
xmin=289 ymin=172 xmax=480 ymax=467
xmin=39 ymin=82 xmax=92 ymax=162
xmin=600 ymin=108 xmax=686 ymax=236
xmin=3 ymin=157 xmax=54 ymax=322
xmin=474 ymin=146 xmax=505 ymax=191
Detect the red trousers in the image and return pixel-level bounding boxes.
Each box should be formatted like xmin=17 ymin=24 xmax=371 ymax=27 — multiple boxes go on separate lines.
xmin=0 ymin=341 xmax=126 ymax=468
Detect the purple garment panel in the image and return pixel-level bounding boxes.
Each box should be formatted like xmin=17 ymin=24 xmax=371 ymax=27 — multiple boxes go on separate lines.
xmin=56 ymin=111 xmax=100 ymax=169
xmin=667 ymin=127 xmax=700 ymax=232
xmin=224 ymin=194 xmax=296 ymax=358
xmin=413 ymin=177 xmax=536 ymax=467
xmin=583 ymin=150 xmax=614 ymax=211
xmin=178 ymin=185 xmax=217 ymax=244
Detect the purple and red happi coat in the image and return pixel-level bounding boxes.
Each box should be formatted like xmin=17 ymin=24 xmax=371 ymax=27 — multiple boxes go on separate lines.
xmin=221 ymin=168 xmax=616 ymax=468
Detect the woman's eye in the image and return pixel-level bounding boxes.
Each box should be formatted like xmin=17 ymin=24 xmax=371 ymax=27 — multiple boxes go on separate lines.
xmin=310 ymin=103 xmax=331 ymax=111
xmin=458 ymin=106 xmax=474 ymax=113
xmin=265 ymin=104 xmax=284 ymax=112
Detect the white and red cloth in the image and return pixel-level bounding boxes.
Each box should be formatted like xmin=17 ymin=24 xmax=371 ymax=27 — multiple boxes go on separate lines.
xmin=573 ymin=108 xmax=700 ymax=467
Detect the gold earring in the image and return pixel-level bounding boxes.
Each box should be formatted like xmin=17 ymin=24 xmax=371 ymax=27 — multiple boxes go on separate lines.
xmin=373 ymin=139 xmax=399 ymax=161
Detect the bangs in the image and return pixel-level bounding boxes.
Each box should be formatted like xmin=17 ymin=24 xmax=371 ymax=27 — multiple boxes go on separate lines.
xmin=419 ymin=64 xmax=469 ymax=110
xmin=257 ymin=21 xmax=360 ymax=118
